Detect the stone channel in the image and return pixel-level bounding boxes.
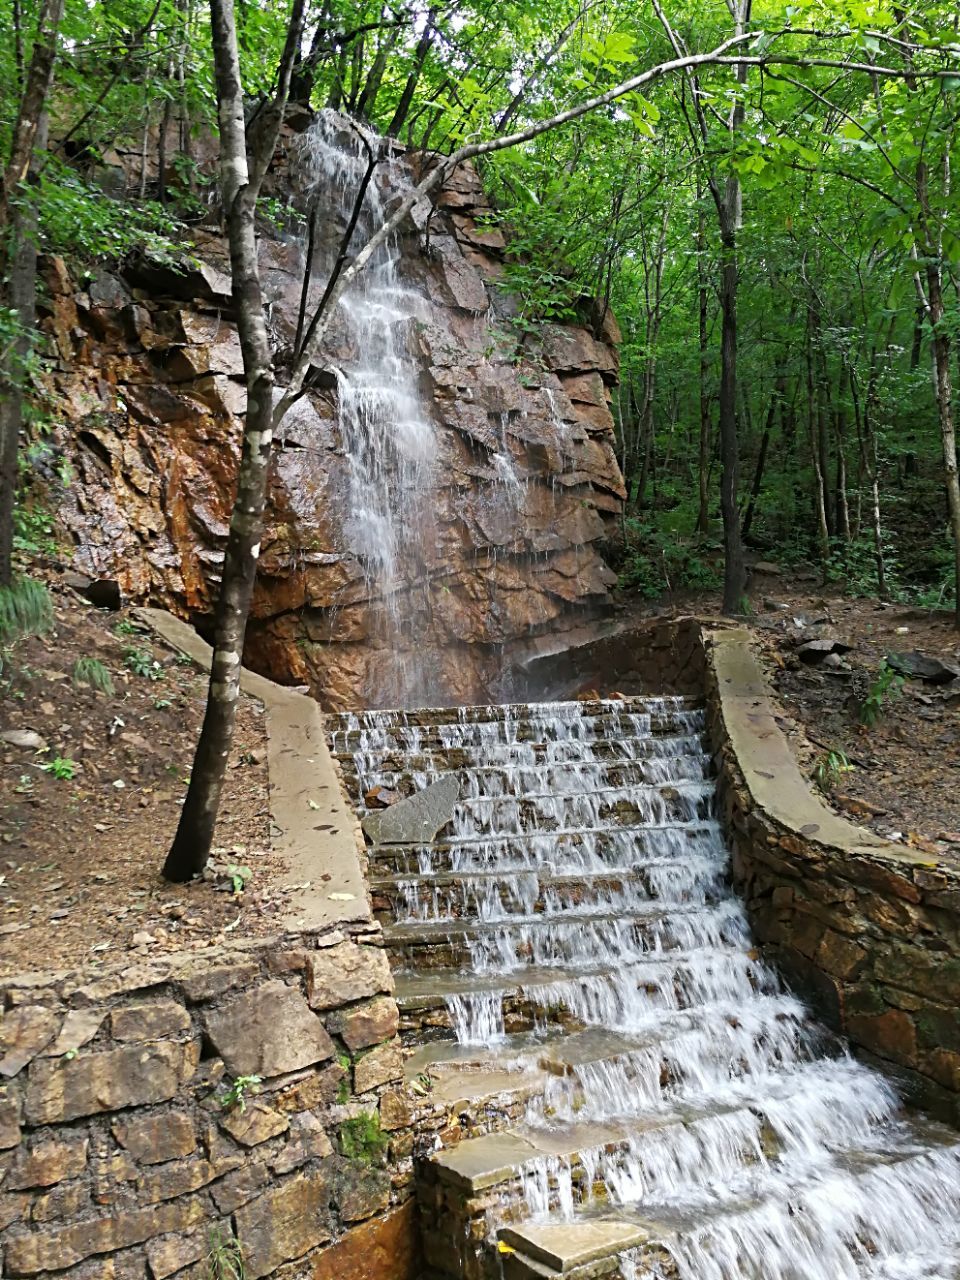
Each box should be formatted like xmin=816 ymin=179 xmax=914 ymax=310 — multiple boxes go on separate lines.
xmin=331 ymin=695 xmax=960 ymax=1280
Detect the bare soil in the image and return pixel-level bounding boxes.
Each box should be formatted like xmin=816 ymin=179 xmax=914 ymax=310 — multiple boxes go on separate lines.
xmin=0 ymin=580 xmax=290 ymax=978
xmin=747 ymin=583 xmax=960 ymax=861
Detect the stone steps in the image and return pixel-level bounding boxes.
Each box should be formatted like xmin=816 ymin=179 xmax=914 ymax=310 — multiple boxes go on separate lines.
xmin=405 ymin=784 xmax=713 ymax=839
xmin=329 ymin=709 xmax=706 ymax=754
xmin=332 ymin=693 xmax=960 ymax=1280
xmin=341 ymin=755 xmax=711 ymax=804
xmin=371 ymin=862 xmax=726 ymax=923
xmin=448 ymin=1121 xmax=960 ymax=1280
xmin=332 ymin=731 xmax=709 ymax=776
xmin=382 ymin=900 xmax=745 ymax=970
xmin=365 ymin=821 xmax=724 ymax=876
xmin=329 ymin=695 xmax=701 ymax=731
xmin=393 ymin=948 xmax=773 ymax=1042
xmin=516 ymin=1133 xmax=960 ymax=1280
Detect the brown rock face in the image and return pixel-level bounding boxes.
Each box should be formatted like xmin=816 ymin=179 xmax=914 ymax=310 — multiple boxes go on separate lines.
xmin=310 ymin=1203 xmax=421 ymax=1280
xmin=44 ymin=115 xmax=626 ymax=709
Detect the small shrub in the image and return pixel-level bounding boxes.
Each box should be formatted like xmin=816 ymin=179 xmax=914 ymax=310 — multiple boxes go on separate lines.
xmin=72 ymin=656 xmax=114 ymax=695
xmin=225 ymin=865 xmax=252 ymax=895
xmin=205 ymin=1227 xmax=244 ymax=1280
xmin=340 ymin=1112 xmax=389 ymax=1164
xmin=812 ymin=749 xmax=853 ymax=793
xmin=0 ymin=578 xmax=53 ymax=646
xmin=40 ymin=756 xmax=77 ymax=780
xmin=859 ymin=660 xmax=904 ymax=728
xmin=123 ymin=646 xmax=164 ymax=680
xmin=216 ymin=1074 xmax=262 ymax=1114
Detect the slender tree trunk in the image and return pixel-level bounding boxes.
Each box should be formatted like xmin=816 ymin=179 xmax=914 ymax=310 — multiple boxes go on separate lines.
xmin=716 ymin=0 xmax=749 ymax=613
xmin=0 ymin=0 xmax=63 ymax=586
xmin=0 ymin=179 xmax=41 ymax=588
xmin=695 ymin=197 xmax=711 ymax=535
xmin=928 ymin=266 xmax=960 ymax=625
xmin=387 ymin=9 xmax=434 ymax=136
xmin=164 ymin=0 xmax=306 ymax=880
xmin=0 ymin=0 xmax=63 ymax=237
xmin=741 ymin=381 xmax=780 ymax=541
xmin=718 ymin=220 xmax=746 ymax=611
xmin=834 ymin=366 xmax=851 ymax=544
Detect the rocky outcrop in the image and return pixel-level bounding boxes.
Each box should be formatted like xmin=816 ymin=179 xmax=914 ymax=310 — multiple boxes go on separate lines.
xmin=40 ymin=119 xmax=625 ymax=709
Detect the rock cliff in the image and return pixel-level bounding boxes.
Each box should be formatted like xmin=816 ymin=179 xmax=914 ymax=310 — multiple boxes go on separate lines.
xmin=40 ymin=117 xmax=626 ymax=708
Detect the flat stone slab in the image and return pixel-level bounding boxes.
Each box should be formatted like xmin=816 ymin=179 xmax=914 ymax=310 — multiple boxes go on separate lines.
xmin=433 ymin=1130 xmax=540 ymax=1190
xmin=429 ymin=1066 xmax=546 ymax=1109
xmin=499 ymin=1220 xmax=649 ymax=1271
xmin=361 ymin=773 xmax=460 ymax=844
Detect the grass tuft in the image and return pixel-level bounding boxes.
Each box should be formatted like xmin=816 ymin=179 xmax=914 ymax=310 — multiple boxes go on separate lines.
xmin=0 ymin=578 xmax=53 ymax=646
xmin=72 ymin=656 xmax=114 ymax=695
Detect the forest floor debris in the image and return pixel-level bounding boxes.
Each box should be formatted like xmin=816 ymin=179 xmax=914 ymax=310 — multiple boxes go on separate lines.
xmin=754 ymin=593 xmax=960 ymax=862
xmin=0 ymin=578 xmax=290 ymax=978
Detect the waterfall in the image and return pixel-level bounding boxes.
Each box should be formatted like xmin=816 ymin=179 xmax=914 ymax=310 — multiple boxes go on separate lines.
xmin=295 ymin=113 xmax=438 ymax=707
xmin=332 ymin=694 xmax=960 ymax=1280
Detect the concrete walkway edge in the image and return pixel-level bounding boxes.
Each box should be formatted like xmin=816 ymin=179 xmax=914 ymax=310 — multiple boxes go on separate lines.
xmin=135 ymin=607 xmax=371 ymax=930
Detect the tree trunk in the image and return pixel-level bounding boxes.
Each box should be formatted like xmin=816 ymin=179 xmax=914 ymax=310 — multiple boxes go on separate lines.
xmin=0 ymin=0 xmax=63 ymax=585
xmin=0 ymin=187 xmax=40 ymax=588
xmin=718 ymin=221 xmax=746 ymax=612
xmin=0 ymin=0 xmax=63 ymax=239
xmin=928 ymin=266 xmax=960 ymax=626
xmin=163 ymin=0 xmax=306 ymax=880
xmin=741 ymin=381 xmax=779 ymax=542
xmin=695 ymin=199 xmax=711 ymax=535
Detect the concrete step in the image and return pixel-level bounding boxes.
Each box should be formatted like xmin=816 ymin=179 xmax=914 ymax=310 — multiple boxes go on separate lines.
xmin=394 ymin=948 xmax=771 ymax=1040
xmin=383 ymin=901 xmax=745 ymax=970
xmin=366 ymin=821 xmax=723 ymax=875
xmin=393 ymin=782 xmax=713 ymax=841
xmin=497 ymin=1218 xmax=668 ymax=1280
xmin=371 ymin=862 xmax=726 ymax=924
xmin=329 ymin=707 xmax=706 ymax=754
xmin=342 ymin=755 xmax=711 ymax=806
xmin=331 ymin=731 xmax=709 ymax=776
xmin=329 ymin=695 xmax=702 ymax=732
xmin=427 ymin=1106 xmax=960 ymax=1280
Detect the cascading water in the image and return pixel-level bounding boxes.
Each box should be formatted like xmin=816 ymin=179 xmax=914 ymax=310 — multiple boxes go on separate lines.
xmin=332 ymin=694 xmax=960 ymax=1280
xmin=295 ymin=113 xmax=438 ymax=706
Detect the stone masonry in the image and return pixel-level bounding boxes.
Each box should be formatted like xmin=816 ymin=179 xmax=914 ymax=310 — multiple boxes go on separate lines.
xmin=0 ymin=926 xmax=419 ymax=1279
xmin=0 ymin=611 xmax=421 ymax=1280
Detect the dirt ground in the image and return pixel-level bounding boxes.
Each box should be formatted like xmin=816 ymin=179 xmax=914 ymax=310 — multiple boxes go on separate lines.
xmin=619 ymin=570 xmax=960 ymax=860
xmin=744 ymin=579 xmax=960 ymax=861
xmin=0 ymin=579 xmax=289 ymax=978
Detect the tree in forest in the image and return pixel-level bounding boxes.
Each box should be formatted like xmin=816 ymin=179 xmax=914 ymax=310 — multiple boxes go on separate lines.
xmin=0 ymin=0 xmax=64 ymax=589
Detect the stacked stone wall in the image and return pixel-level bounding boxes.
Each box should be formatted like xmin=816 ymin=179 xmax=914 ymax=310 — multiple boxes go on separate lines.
xmin=701 ymin=627 xmax=960 ymax=1126
xmin=0 ymin=925 xmax=420 ymax=1279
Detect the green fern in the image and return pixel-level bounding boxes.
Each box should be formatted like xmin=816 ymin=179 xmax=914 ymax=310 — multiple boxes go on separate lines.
xmin=0 ymin=578 xmax=53 ymax=646
xmin=72 ymin=656 xmax=114 ymax=695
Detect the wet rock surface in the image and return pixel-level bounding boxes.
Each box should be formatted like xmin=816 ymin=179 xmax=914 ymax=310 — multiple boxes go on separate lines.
xmin=41 ymin=118 xmax=625 ymax=709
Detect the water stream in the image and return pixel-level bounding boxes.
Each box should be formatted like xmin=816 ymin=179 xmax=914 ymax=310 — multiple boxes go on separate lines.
xmin=334 ymin=695 xmax=960 ymax=1279
xmin=296 ymin=113 xmax=438 ymax=706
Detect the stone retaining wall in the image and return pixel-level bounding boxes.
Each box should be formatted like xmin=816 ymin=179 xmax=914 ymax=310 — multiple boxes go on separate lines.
xmin=0 ymin=610 xmax=420 ymax=1279
xmin=0 ymin=926 xmax=419 ymax=1278
xmin=702 ymin=626 xmax=960 ymax=1125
